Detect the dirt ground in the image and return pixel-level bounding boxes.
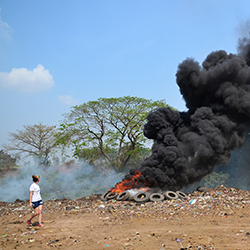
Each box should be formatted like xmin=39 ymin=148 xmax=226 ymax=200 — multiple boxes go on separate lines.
xmin=1 ymin=187 xmax=250 ymax=250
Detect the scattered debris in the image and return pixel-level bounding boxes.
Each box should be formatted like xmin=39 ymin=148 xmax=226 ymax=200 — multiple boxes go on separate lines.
xmin=1 ymin=187 xmax=250 ymax=249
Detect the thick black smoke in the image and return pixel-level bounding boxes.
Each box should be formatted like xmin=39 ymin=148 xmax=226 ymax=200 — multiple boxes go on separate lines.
xmin=135 ymin=38 xmax=250 ymax=191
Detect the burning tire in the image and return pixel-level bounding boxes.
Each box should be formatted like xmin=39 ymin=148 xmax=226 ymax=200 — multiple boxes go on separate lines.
xmin=134 ymin=191 xmax=149 ymax=203
xmin=176 ymin=191 xmax=188 ymax=200
xmin=101 ymin=191 xmax=110 ymax=201
xmin=164 ymin=191 xmax=178 ymax=200
xmin=105 ymin=192 xmax=118 ymax=200
xmin=149 ymin=193 xmax=165 ymax=202
xmin=116 ymin=191 xmax=130 ymax=201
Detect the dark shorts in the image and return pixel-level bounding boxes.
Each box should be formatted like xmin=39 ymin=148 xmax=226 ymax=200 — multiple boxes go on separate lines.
xmin=32 ymin=200 xmax=43 ymax=209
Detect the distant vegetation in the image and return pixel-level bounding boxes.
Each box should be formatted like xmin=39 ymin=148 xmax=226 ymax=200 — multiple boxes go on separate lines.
xmin=0 ymin=150 xmax=19 ymax=177
xmin=3 ymin=96 xmax=170 ymax=173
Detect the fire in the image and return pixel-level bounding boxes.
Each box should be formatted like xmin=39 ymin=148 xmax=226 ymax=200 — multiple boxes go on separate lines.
xmin=138 ymin=187 xmax=149 ymax=192
xmin=108 ymin=170 xmax=150 ymax=194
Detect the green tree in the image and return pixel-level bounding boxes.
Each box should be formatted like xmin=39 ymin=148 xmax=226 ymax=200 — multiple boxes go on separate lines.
xmin=4 ymin=123 xmax=58 ymax=166
xmin=201 ymin=171 xmax=229 ymax=189
xmin=56 ymin=96 xmax=170 ymax=172
xmin=0 ymin=150 xmax=19 ymax=176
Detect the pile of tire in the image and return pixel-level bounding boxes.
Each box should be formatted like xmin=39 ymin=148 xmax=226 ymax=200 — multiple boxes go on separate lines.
xmin=101 ymin=190 xmax=188 ymax=203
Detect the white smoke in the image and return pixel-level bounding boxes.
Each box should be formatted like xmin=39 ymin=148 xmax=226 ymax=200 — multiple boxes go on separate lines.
xmin=0 ymin=161 xmax=123 ymax=202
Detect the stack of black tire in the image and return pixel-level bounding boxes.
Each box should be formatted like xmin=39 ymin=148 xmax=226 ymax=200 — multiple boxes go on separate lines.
xmin=101 ymin=190 xmax=188 ymax=202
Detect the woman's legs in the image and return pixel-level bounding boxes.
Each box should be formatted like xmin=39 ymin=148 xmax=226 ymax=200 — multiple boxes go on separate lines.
xmin=28 ymin=206 xmax=39 ymax=222
xmin=27 ymin=205 xmax=43 ymax=225
xmin=38 ymin=205 xmax=43 ymax=225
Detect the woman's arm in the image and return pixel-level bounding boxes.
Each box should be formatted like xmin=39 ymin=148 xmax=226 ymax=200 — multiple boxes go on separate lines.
xmin=29 ymin=191 xmax=33 ymax=207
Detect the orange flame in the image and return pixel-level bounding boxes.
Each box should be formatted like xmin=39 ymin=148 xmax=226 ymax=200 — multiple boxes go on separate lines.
xmin=108 ymin=171 xmax=150 ymax=194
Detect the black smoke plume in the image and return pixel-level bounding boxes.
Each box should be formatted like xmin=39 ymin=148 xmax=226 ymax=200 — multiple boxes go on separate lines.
xmin=128 ymin=37 xmax=250 ymax=191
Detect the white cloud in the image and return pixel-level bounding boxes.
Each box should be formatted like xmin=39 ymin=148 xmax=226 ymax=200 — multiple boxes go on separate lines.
xmin=57 ymin=95 xmax=81 ymax=106
xmin=0 ymin=8 xmax=14 ymax=39
xmin=0 ymin=64 xmax=54 ymax=92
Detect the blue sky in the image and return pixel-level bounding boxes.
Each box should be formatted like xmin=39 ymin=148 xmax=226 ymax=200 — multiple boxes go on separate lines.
xmin=0 ymin=0 xmax=249 ymax=147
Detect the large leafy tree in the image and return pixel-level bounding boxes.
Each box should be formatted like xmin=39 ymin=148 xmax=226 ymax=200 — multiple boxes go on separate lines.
xmin=4 ymin=123 xmax=58 ymax=166
xmin=56 ymin=96 xmax=170 ymax=172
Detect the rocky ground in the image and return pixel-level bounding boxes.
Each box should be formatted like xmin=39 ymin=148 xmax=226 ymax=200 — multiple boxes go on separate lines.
xmin=1 ymin=186 xmax=250 ymax=250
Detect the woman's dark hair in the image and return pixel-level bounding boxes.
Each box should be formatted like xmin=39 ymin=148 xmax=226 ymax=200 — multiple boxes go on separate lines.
xmin=32 ymin=175 xmax=40 ymax=182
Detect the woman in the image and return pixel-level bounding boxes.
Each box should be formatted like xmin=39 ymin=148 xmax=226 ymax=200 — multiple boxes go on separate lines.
xmin=26 ymin=175 xmax=43 ymax=227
